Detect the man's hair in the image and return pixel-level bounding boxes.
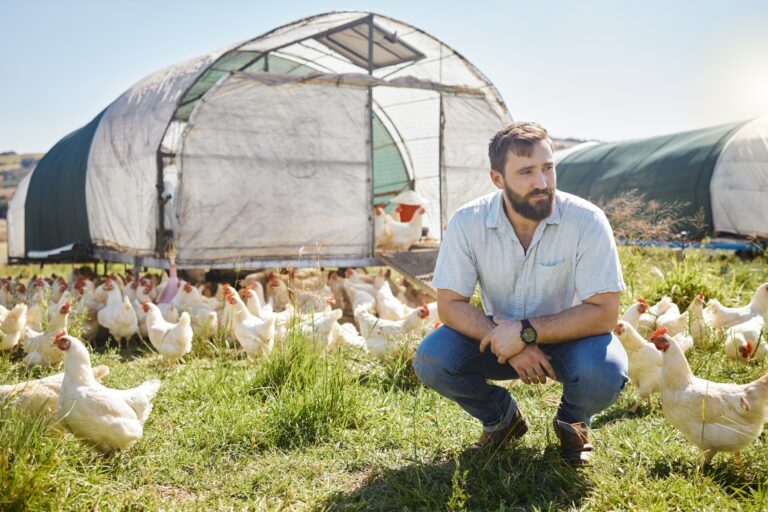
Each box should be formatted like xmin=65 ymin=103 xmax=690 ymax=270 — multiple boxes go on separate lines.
xmin=488 ymin=121 xmax=554 ymax=172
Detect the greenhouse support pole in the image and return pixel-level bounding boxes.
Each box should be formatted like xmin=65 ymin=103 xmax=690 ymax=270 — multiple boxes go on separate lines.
xmin=439 ymin=93 xmax=445 ymax=239
xmin=438 ymin=42 xmax=446 ymax=239
xmin=367 ymin=14 xmax=375 ymax=256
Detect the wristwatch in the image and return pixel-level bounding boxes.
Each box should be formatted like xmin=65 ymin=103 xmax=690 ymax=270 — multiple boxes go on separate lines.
xmin=520 ymin=319 xmax=537 ymax=345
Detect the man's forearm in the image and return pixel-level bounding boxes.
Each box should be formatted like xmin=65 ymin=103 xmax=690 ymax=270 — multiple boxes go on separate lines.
xmin=439 ymin=300 xmax=496 ymax=342
xmin=533 ymin=302 xmax=617 ymax=344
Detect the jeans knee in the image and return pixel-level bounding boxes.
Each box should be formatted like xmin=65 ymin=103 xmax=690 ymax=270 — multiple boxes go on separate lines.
xmin=413 ymin=345 xmax=445 ymax=389
xmin=568 ymin=356 xmax=628 ymax=409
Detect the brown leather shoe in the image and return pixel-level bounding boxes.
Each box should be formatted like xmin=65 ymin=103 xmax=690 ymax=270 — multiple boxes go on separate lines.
xmin=471 ymin=407 xmax=529 ymax=450
xmin=552 ymin=418 xmax=594 ymax=465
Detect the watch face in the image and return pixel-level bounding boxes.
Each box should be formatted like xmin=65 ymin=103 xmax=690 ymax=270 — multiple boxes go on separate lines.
xmin=521 ymin=327 xmax=537 ymax=344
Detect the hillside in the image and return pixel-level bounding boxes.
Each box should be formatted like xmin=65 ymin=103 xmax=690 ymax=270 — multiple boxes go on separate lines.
xmin=0 ymin=151 xmax=42 ymax=217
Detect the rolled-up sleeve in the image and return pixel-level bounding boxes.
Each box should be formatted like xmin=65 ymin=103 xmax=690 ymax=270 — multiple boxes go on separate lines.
xmin=432 ymin=212 xmax=478 ymax=298
xmin=574 ymin=210 xmax=626 ymax=301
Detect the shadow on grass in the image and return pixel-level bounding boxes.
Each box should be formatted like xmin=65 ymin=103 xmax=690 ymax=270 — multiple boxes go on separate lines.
xmin=649 ymin=455 xmax=765 ymax=498
xmin=590 ymin=403 xmax=658 ymax=428
xmin=320 ymin=445 xmax=591 ymax=510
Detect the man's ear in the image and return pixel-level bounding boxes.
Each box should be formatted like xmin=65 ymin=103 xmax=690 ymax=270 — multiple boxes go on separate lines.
xmin=490 ymin=169 xmax=504 ymax=190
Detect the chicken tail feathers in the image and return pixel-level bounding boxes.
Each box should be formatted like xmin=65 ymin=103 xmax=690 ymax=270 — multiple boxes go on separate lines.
xmin=138 ymin=379 xmax=162 ymax=400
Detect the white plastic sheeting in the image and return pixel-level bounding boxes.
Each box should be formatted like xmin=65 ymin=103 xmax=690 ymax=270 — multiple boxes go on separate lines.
xmin=177 ymin=74 xmax=371 ymax=263
xmin=7 ymin=170 xmax=32 ymax=258
xmin=85 ymin=47 xmax=233 ymax=255
xmin=442 ymin=94 xmax=510 ymax=225
xmin=239 ymin=12 xmax=508 ymax=119
xmin=710 ymin=115 xmax=768 ymax=238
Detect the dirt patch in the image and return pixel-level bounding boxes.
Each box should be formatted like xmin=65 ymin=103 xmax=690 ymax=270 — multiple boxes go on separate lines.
xmin=152 ymin=484 xmax=199 ymax=504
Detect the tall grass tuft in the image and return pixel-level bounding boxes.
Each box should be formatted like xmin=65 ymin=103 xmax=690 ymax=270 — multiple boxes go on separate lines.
xmin=374 ymin=334 xmax=423 ymax=393
xmin=0 ymin=402 xmax=63 ymax=511
xmin=256 ymin=329 xmax=362 ymax=449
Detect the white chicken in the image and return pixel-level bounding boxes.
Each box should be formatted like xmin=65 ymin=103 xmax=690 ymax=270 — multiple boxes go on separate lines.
xmin=142 ymin=301 xmax=194 ymax=365
xmin=724 ymin=315 xmax=766 ymax=364
xmin=648 ymin=295 xmax=674 ymax=317
xmin=0 ymin=365 xmax=110 ymax=426
xmin=0 ymin=303 xmax=27 ymax=351
xmin=50 ymin=277 xmax=69 ymax=305
xmin=374 ymin=272 xmax=413 ymax=321
xmin=97 ymin=281 xmax=138 ymax=346
xmin=374 ymin=205 xmax=391 ymax=249
xmin=241 ymin=286 xmax=271 ymax=318
xmin=54 ymin=332 xmax=161 ymax=454
xmin=0 ymin=281 xmax=14 ymax=308
xmin=173 ymin=282 xmax=219 ymax=334
xmin=706 ymin=282 xmax=768 ymax=331
xmin=687 ymin=292 xmax=709 ymax=346
xmin=25 ymin=278 xmax=50 ymax=332
xmin=635 ymin=298 xmax=658 ymax=338
xmin=354 ymin=303 xmax=430 ymax=359
xmin=657 ymin=306 xmax=689 ymax=337
xmin=342 ymin=276 xmax=376 ymax=314
xmin=225 ymin=290 xmax=275 ymax=358
xmin=649 ymin=329 xmax=768 ymax=465
xmin=330 ymin=322 xmax=366 ymax=350
xmin=265 ymin=273 xmax=291 ymax=312
xmin=23 ymin=301 xmax=71 ymax=367
xmin=327 ymin=272 xmax=348 ymax=312
xmin=379 ymin=207 xmax=425 ymax=251
xmin=621 ymin=298 xmax=650 ymax=329
xmin=613 ymin=320 xmax=662 ymax=412
xmin=289 ymin=308 xmax=344 ymax=350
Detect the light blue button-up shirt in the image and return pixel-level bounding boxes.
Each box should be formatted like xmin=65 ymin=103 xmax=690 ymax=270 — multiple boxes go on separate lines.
xmin=432 ymin=190 xmax=625 ymax=320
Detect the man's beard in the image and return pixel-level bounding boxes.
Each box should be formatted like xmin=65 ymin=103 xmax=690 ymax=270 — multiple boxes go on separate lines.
xmin=503 ymin=182 xmax=554 ymax=221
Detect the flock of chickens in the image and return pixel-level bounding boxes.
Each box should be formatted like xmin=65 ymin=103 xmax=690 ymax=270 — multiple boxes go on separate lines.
xmin=0 ymin=267 xmax=438 ymax=454
xmin=614 ymin=282 xmax=768 ymax=464
xmin=3 ymin=263 xmax=768 ymax=467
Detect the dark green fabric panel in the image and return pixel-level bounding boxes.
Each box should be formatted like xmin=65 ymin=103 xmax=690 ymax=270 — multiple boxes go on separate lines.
xmin=25 ymin=109 xmax=106 ymax=253
xmin=557 ymin=120 xmax=748 ymax=233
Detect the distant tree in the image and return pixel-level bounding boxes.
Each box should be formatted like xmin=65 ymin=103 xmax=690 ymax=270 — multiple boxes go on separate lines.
xmin=20 ymin=157 xmax=37 ymax=168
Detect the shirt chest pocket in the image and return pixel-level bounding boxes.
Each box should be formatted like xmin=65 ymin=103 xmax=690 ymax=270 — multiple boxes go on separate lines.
xmin=533 ymin=259 xmax=573 ymax=297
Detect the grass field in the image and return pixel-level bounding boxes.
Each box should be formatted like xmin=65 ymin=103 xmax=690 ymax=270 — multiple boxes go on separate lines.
xmin=1 ymin=246 xmax=768 ymax=510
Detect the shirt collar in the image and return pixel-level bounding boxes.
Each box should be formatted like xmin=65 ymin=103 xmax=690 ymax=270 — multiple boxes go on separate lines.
xmin=485 ymin=190 xmax=562 ymax=229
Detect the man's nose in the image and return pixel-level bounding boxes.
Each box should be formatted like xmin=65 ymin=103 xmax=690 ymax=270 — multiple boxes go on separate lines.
xmin=533 ymin=170 xmax=548 ymax=189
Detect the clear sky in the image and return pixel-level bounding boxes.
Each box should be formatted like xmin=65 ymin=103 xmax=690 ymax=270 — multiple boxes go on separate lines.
xmin=2 ymin=0 xmax=768 ymax=153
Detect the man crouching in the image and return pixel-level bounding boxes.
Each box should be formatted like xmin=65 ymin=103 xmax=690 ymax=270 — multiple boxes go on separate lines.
xmin=413 ymin=121 xmax=628 ymax=465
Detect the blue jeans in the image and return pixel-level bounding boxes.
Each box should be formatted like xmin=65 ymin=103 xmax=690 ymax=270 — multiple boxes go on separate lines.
xmin=413 ymin=324 xmax=628 ymax=431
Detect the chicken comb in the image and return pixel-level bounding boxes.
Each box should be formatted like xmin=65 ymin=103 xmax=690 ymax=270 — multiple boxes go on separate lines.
xmin=54 ymin=331 xmax=67 ymax=342
xmin=636 ymin=297 xmax=648 ymax=305
xmin=421 ymin=303 xmax=429 ymax=314
xmin=697 ymin=291 xmax=705 ymax=299
xmin=650 ymin=327 xmax=668 ymax=340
